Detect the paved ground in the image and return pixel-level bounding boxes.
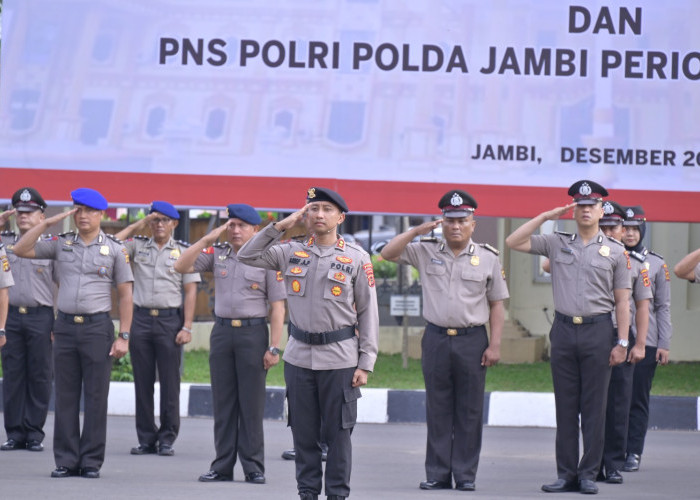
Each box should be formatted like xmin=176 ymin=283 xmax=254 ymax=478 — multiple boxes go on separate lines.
xmin=1 ymin=415 xmax=699 ymax=499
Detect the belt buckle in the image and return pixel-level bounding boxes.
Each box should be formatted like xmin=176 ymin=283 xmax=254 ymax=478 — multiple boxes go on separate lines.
xmin=18 ymin=306 xmax=28 ymax=314
xmin=231 ymin=319 xmax=242 ymax=327
xmin=573 ymin=316 xmax=583 ymax=325
xmin=446 ymin=328 xmax=458 ymax=336
xmin=149 ymin=309 xmax=159 ymax=317
xmin=74 ymin=315 xmax=85 ymax=324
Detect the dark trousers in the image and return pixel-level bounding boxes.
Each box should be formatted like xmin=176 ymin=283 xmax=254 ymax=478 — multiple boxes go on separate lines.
xmin=2 ymin=307 xmax=53 ymax=443
xmin=627 ymin=346 xmax=658 ymax=456
xmin=602 ymin=329 xmax=635 ymax=473
xmin=209 ymin=322 xmax=268 ymax=476
xmin=285 ymin=363 xmax=358 ymax=498
xmin=421 ymin=324 xmax=488 ymax=483
xmin=52 ymin=315 xmax=114 ymax=470
xmin=130 ymin=308 xmax=183 ymax=447
xmin=549 ymin=316 xmax=613 ymax=482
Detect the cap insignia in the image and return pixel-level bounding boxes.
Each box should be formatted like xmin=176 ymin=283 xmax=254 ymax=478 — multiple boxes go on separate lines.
xmin=20 ymin=189 xmax=32 ymax=202
xmin=626 ymin=208 xmax=635 ymax=218
xmin=307 ymin=188 xmax=316 ymax=199
xmin=579 ymin=182 xmax=592 ymax=196
xmin=603 ymin=202 xmax=613 ymax=215
xmin=450 ymin=192 xmax=463 ymax=206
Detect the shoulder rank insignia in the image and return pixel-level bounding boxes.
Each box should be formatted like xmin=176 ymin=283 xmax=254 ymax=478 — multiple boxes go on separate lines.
xmin=202 ymin=246 xmax=214 ymax=254
xmin=106 ymin=234 xmax=124 ymax=244
xmin=480 ymin=243 xmax=500 ymax=255
xmin=419 ymin=236 xmax=439 ymax=243
xmin=649 ymin=250 xmax=664 ymax=259
xmin=606 ymin=237 xmax=624 ymax=246
xmin=176 ymin=239 xmax=192 ymax=248
xmin=629 ymin=251 xmax=645 ymax=262
xmin=134 ymin=235 xmax=149 ymax=241
xmin=555 ymin=230 xmax=572 ymax=236
xmin=1 ymin=230 xmax=16 ymax=237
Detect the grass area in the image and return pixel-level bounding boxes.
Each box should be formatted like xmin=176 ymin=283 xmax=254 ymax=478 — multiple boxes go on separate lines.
xmin=179 ymin=351 xmax=700 ymax=397
xmin=1 ymin=351 xmax=698 ymax=397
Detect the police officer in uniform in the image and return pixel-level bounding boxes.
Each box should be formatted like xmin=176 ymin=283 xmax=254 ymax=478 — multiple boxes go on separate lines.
xmin=381 ymin=189 xmax=508 ymax=492
xmin=506 ymin=180 xmax=631 ymax=495
xmin=596 ymin=201 xmax=650 ymax=484
xmin=115 ymin=201 xmax=201 ymax=457
xmin=174 ymin=204 xmax=285 ymax=484
xmin=238 ymin=187 xmax=379 ymax=500
xmin=0 ymin=239 xmax=14 ymax=351
xmin=621 ymin=206 xmax=672 ymax=473
xmin=13 ymin=188 xmax=134 ymax=479
xmin=0 ymin=188 xmax=56 ymax=452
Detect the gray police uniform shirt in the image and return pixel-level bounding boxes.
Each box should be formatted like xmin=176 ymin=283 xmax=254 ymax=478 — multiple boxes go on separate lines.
xmin=124 ymin=236 xmax=201 ymax=309
xmin=34 ymin=231 xmax=134 ymax=314
xmin=397 ymin=239 xmax=509 ymax=328
xmin=2 ymin=232 xmax=56 ymax=307
xmin=0 ymin=243 xmax=15 ymax=289
xmin=193 ymin=241 xmax=285 ymax=319
xmin=615 ymin=252 xmax=654 ymax=331
xmin=529 ymin=231 xmax=631 ymax=316
xmin=631 ymin=250 xmax=672 ymax=350
xmin=238 ymin=224 xmax=379 ymax=372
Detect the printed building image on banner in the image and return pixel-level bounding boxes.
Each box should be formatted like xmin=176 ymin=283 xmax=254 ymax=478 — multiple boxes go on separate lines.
xmin=0 ymin=0 xmax=699 ymax=217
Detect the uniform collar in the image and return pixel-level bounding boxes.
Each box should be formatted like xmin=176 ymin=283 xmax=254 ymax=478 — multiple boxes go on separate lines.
xmin=75 ymin=230 xmax=105 ymax=246
xmin=304 ymin=234 xmax=346 ymax=251
xmin=438 ymin=239 xmax=474 ymax=256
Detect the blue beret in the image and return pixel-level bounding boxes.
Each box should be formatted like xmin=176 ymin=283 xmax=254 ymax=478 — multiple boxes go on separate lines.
xmin=226 ymin=204 xmax=261 ymax=225
xmin=306 ymin=187 xmax=348 ymax=212
xmin=149 ymin=200 xmax=179 ymax=220
xmin=71 ymin=188 xmax=108 ymax=210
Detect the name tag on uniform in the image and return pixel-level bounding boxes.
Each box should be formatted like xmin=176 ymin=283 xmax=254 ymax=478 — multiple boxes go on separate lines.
xmin=560 ymin=247 xmax=573 ymax=254
xmin=430 ymin=258 xmax=444 ymax=265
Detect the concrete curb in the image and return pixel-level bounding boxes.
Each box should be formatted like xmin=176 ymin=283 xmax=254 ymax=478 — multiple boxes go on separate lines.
xmin=1 ymin=380 xmax=697 ymax=431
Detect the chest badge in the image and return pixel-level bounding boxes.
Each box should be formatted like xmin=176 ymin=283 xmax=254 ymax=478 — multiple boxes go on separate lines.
xmin=331 ymin=286 xmax=342 ymax=296
xmin=599 ymin=245 xmax=610 ymax=257
xmin=290 ymin=266 xmax=303 ymax=274
xmin=291 ymin=280 xmax=301 ymax=293
xmin=251 ymin=283 xmax=259 ymax=290
xmin=170 ymin=249 xmax=181 ymax=259
xmin=98 ymin=266 xmax=108 ymax=277
xmin=644 ymin=262 xmax=650 ymax=270
xmin=470 ymin=255 xmax=480 ymax=266
xmin=218 ymin=255 xmax=227 ymax=261
xmin=334 ymin=272 xmax=346 ymax=282
xmin=336 ymin=256 xmax=353 ymax=264
xmin=100 ymin=245 xmax=110 ymax=256
xmin=294 ymin=251 xmax=309 ymax=258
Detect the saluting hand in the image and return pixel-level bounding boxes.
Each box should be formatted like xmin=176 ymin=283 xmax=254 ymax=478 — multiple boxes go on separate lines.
xmin=274 ymin=204 xmax=312 ymax=232
xmin=0 ymin=209 xmax=17 ymax=226
xmin=202 ymin=219 xmax=233 ymax=246
xmin=412 ymin=219 xmax=443 ymax=236
xmin=542 ymin=203 xmax=576 ymax=221
xmin=45 ymin=208 xmax=78 ymax=226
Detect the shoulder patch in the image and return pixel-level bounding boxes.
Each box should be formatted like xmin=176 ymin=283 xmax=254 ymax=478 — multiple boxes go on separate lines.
xmin=555 ymin=230 xmax=572 ymax=236
xmin=213 ymin=242 xmax=230 ymax=249
xmin=134 ymin=235 xmax=149 ymax=241
xmin=607 ymin=237 xmax=625 ymax=246
xmin=629 ymin=250 xmax=645 ymax=262
xmin=58 ymin=231 xmax=76 ymax=238
xmin=419 ymin=236 xmax=439 ymax=243
xmin=176 ymin=239 xmax=192 ymax=248
xmin=202 ymin=246 xmax=214 ymax=254
xmin=0 ymin=230 xmax=16 ymax=237
xmin=480 ymin=243 xmax=500 ymax=255
xmin=648 ymin=250 xmax=664 ymax=259
xmin=106 ymin=234 xmax=124 ymax=245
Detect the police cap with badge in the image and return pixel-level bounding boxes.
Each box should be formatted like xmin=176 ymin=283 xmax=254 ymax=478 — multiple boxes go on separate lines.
xmin=227 ymin=204 xmax=262 ymax=225
xmin=12 ymin=187 xmax=47 ymax=212
xmin=71 ymin=187 xmax=108 ymax=210
xmin=150 ymin=200 xmax=180 ymax=220
xmin=568 ymin=180 xmax=608 ymax=205
xmin=438 ymin=189 xmax=477 ymax=218
xmin=622 ymin=205 xmax=646 ymax=227
xmin=306 ymin=187 xmax=348 ymax=213
xmin=599 ymin=200 xmax=625 ymax=226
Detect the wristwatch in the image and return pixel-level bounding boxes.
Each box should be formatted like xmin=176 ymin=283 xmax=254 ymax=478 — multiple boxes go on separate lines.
xmin=119 ymin=332 xmax=130 ymax=341
xmin=268 ymin=346 xmax=280 ymax=356
xmin=616 ymin=338 xmax=629 ymax=348
xmin=0 ymin=329 xmax=5 ymax=337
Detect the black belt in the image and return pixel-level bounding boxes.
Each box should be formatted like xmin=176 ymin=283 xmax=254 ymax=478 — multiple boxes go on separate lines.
xmin=427 ymin=322 xmax=485 ymax=336
xmin=135 ymin=306 xmax=179 ymax=317
xmin=555 ymin=311 xmax=610 ymax=325
xmin=288 ymin=322 xmax=356 ymax=345
xmin=215 ymin=316 xmax=267 ymax=328
xmin=57 ymin=311 xmax=111 ymax=324
xmin=9 ymin=305 xmax=52 ymax=315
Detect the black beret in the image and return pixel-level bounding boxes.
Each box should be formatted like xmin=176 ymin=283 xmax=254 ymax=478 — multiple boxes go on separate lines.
xmin=12 ymin=187 xmax=47 ymax=212
xmin=568 ymin=180 xmax=608 ymax=205
xmin=438 ymin=189 xmax=477 ymax=218
xmin=306 ymin=187 xmax=348 ymax=213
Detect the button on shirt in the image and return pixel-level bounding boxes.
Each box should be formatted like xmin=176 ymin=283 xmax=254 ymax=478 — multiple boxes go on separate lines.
xmin=397 ymin=240 xmax=509 ymax=327
xmin=193 ymin=242 xmax=286 ymax=319
xmin=238 ymin=224 xmax=379 ymax=372
xmin=2 ymin=233 xmax=56 ymax=307
xmin=33 ymin=231 xmax=134 ymax=314
xmin=530 ymin=231 xmax=631 ymax=317
xmin=0 ymin=244 xmax=14 ymax=289
xmin=124 ymin=236 xmax=201 ymax=308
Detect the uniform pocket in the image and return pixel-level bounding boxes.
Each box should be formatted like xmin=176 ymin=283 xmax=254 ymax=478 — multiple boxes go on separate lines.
xmin=341 ymin=386 xmax=362 ymax=429
xmin=461 ymin=267 xmax=487 ymax=293
xmin=285 ymin=265 xmax=308 ymax=296
xmin=323 ymin=268 xmax=349 ymax=302
xmin=214 ymin=263 xmax=230 ymax=279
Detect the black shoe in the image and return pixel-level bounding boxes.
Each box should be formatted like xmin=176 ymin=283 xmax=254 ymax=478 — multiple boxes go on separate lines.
xmin=299 ymin=494 xmax=318 ymax=500
xmin=595 ymin=470 xmax=606 ymax=482
xmin=157 ymin=444 xmax=174 ymax=456
xmin=622 ymin=453 xmax=640 ymax=472
xmin=81 ymin=467 xmax=100 ymax=479
xmin=198 ymin=470 xmax=232 ymax=482
xmin=326 ymin=496 xmax=346 ymax=500
xmin=579 ymin=479 xmax=598 ymax=494
xmin=26 ymin=440 xmax=44 ymax=452
xmin=456 ymin=480 xmax=476 ymax=491
xmin=1 ymin=439 xmax=26 ymax=451
xmin=130 ymin=444 xmax=157 ymax=455
xmin=419 ymin=480 xmax=452 ymax=490
xmin=245 ymin=471 xmax=266 ymax=484
xmin=281 ymin=449 xmax=296 ymax=460
xmin=51 ymin=466 xmax=79 ymax=478
xmin=541 ymin=478 xmax=578 ymax=493
xmin=605 ymin=470 xmax=623 ymax=484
